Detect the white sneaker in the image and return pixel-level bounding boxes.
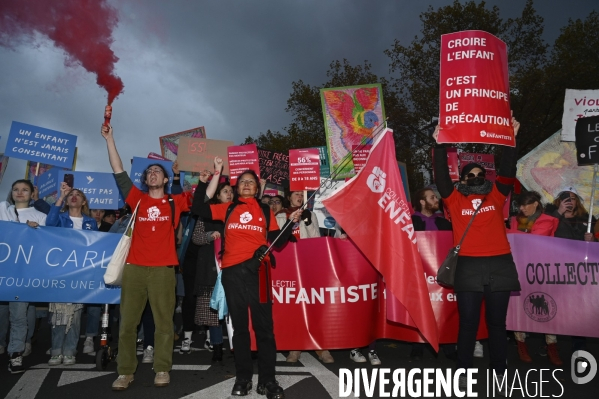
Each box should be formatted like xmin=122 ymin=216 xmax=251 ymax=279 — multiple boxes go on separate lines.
xmin=473 ymin=341 xmax=484 ymax=358
xmin=350 ymin=349 xmax=367 ymax=363
xmin=204 ymin=339 xmax=213 ymax=351
xmin=23 ymin=343 xmax=32 ymax=357
xmin=142 ymin=345 xmax=154 ymax=364
xmin=180 ymin=338 xmax=192 ymax=354
xmin=368 ymin=350 xmax=381 ymax=365
xmin=48 ymin=355 xmax=63 ymax=366
xmin=83 ymin=337 xmax=94 ymax=354
xmin=63 ymin=355 xmax=76 ymax=366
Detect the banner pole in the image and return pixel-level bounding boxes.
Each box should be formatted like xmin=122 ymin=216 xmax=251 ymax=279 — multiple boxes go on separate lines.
xmin=262 ymin=120 xmax=389 ymax=256
xmin=587 ymin=163 xmax=598 ymax=234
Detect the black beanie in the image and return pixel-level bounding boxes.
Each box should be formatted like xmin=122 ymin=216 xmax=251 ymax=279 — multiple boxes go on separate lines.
xmin=460 ymin=163 xmax=486 ymax=181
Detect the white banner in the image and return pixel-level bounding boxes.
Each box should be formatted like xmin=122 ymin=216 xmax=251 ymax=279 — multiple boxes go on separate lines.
xmin=561 ymin=89 xmax=599 ymax=141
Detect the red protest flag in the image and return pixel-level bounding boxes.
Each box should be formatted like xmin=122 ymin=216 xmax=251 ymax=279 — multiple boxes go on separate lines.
xmin=322 ymin=129 xmax=439 ymax=351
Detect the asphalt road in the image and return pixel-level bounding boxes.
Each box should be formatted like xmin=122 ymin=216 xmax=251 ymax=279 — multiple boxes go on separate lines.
xmin=1 ymin=317 xmax=597 ymax=399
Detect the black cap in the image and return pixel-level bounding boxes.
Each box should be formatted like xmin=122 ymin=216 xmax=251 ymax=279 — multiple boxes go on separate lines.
xmin=460 ymin=163 xmax=485 ymax=181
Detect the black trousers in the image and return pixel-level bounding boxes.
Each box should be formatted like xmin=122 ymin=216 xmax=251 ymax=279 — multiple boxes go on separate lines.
xmin=182 ymin=270 xmax=196 ymax=332
xmin=456 ymin=285 xmax=511 ymax=374
xmin=221 ymin=261 xmax=276 ymax=383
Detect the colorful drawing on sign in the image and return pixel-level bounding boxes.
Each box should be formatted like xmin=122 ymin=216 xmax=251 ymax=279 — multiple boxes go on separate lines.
xmin=320 ymin=84 xmax=385 ymax=179
xmin=517 ymin=131 xmax=598 ymax=210
xmin=159 ymin=126 xmax=206 ymax=161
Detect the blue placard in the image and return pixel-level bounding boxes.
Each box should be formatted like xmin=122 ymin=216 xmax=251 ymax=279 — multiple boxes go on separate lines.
xmin=37 ymin=168 xmax=59 ymax=198
xmin=0 ymin=221 xmax=121 ymax=304
xmin=130 ymin=157 xmax=174 ymax=194
xmin=5 ymin=121 xmax=77 ymax=168
xmin=57 ymin=170 xmax=120 ymax=210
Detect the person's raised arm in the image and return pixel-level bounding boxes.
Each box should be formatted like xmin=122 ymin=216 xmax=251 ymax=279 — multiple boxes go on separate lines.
xmin=191 ymin=157 xmax=223 ymax=219
xmin=495 ymin=113 xmax=520 ymax=196
xmin=100 ymin=124 xmax=124 ymax=174
xmin=432 ymin=125 xmax=454 ymax=198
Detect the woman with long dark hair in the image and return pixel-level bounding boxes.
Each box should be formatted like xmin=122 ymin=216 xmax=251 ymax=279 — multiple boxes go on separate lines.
xmin=46 ymin=182 xmax=98 ymax=366
xmin=193 ymin=159 xmax=300 ymax=399
xmin=0 ymin=179 xmax=47 ymax=373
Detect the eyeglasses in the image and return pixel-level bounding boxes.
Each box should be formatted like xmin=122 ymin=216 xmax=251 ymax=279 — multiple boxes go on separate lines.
xmin=269 ymin=200 xmax=281 ymax=205
xmin=146 ymin=168 xmax=164 ymax=175
xmin=238 ymin=179 xmax=256 ymax=186
xmin=466 ymin=172 xmax=485 ymax=179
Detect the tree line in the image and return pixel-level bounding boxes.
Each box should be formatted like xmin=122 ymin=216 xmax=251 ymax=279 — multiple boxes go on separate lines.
xmin=244 ymin=0 xmax=599 ymax=191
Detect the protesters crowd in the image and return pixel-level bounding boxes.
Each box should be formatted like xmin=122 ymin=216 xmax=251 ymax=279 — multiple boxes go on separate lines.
xmin=0 ymin=118 xmax=597 ymax=398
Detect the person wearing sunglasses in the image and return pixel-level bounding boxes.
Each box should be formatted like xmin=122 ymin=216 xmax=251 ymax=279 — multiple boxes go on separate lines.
xmin=432 ymin=115 xmax=521 ymax=390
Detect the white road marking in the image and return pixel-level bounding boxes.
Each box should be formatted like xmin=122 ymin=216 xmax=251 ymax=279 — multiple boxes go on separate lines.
xmin=57 ymin=371 xmax=114 ymax=387
xmin=30 ymin=364 xmax=97 ymax=369
xmin=171 ymin=365 xmax=211 ymax=370
xmin=5 ymin=369 xmax=49 ymax=399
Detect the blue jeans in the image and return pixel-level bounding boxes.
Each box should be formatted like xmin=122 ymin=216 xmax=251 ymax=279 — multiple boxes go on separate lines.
xmin=51 ymin=309 xmax=82 ymax=357
xmin=86 ymin=305 xmax=102 ymax=337
xmin=0 ymin=302 xmax=29 ymax=355
xmin=26 ymin=305 xmax=36 ymax=343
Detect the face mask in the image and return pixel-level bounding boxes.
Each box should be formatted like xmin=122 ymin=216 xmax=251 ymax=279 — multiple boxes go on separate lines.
xmin=466 ymin=176 xmax=486 ymax=186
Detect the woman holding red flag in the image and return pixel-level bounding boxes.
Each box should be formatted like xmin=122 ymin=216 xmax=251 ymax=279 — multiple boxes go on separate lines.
xmin=432 ymin=115 xmax=520 ymax=388
xmin=192 ymin=158 xmax=300 ymax=399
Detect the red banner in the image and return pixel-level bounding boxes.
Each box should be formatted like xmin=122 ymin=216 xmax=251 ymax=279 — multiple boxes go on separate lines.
xmin=289 ymin=148 xmax=320 ymax=191
xmin=438 ymin=30 xmax=514 ymax=146
xmin=322 ymin=129 xmax=439 ymax=350
xmin=227 ymin=144 xmax=260 ymax=186
xmin=263 ymin=235 xmax=487 ymax=350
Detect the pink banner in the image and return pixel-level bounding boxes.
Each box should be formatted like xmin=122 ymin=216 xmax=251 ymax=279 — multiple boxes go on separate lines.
xmin=507 ymin=234 xmax=599 ymax=338
xmin=438 ymin=30 xmax=514 ymax=146
xmin=289 ymin=148 xmax=320 ymax=191
xmin=227 ymin=144 xmax=260 ymax=186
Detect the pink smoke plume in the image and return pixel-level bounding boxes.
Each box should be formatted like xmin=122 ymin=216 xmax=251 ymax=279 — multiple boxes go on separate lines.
xmin=0 ymin=0 xmax=124 ymax=104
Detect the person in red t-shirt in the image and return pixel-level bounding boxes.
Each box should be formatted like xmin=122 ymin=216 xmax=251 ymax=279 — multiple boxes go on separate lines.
xmin=101 ymin=125 xmax=192 ymax=391
xmin=432 ymin=116 xmax=521 ymax=386
xmin=192 ymin=158 xmax=300 ymax=399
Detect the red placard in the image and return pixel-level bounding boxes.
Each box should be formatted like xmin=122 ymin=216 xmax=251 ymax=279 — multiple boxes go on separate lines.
xmin=439 ymin=30 xmax=514 ymax=146
xmin=351 ymin=144 xmax=372 ymax=174
xmin=227 ymin=144 xmax=260 ymax=186
xmin=447 ymin=147 xmax=459 ymax=182
xmin=289 ymin=148 xmax=320 ymax=191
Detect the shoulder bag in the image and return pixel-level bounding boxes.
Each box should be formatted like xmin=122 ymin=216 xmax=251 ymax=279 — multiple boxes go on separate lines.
xmin=103 ymin=201 xmax=140 ymax=286
xmin=436 ymin=200 xmax=484 ymax=287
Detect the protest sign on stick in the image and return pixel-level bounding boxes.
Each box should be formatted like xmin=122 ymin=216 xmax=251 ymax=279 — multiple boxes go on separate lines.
xmin=575 ymin=115 xmax=599 ymax=166
xmin=438 ymin=31 xmax=514 ymax=146
xmin=562 ymin=89 xmax=599 ymax=142
xmin=5 ymin=121 xmax=77 ymax=168
xmin=258 ymin=148 xmax=289 ymax=186
xmin=176 ymin=137 xmax=233 ymax=175
xmin=320 ymin=84 xmax=385 ymax=179
xmin=159 ymin=126 xmax=206 ymax=161
xmin=289 ymin=148 xmax=320 ymax=191
xmin=228 ymin=144 xmax=260 ymax=186
xmin=57 ymin=171 xmax=120 ymax=209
